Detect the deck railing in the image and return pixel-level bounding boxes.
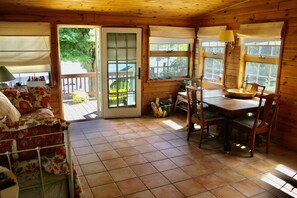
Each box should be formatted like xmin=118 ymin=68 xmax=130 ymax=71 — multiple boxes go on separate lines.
xmin=61 ymin=73 xmax=96 ymax=98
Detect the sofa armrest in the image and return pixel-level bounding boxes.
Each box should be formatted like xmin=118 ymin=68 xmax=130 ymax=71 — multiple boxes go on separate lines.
xmin=0 ymin=117 xmax=69 ymax=133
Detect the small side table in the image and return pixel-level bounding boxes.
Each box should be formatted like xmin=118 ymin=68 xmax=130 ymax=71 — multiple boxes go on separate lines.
xmin=174 ymin=91 xmax=188 ymax=112
xmin=0 ymin=166 xmax=19 ymax=198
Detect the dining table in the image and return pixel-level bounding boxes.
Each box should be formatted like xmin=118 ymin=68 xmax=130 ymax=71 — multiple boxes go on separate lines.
xmin=178 ymin=88 xmax=263 ymax=151
xmin=203 ymin=92 xmax=263 ymax=152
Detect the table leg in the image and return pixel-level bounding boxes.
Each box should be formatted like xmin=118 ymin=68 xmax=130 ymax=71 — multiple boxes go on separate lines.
xmin=223 ymin=118 xmax=231 ymax=152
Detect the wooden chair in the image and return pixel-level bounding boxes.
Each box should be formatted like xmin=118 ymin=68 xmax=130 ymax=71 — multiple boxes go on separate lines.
xmin=186 ymin=85 xmax=224 ymax=148
xmin=231 ymin=93 xmax=281 ymax=157
xmin=245 ymin=82 xmax=265 ymax=97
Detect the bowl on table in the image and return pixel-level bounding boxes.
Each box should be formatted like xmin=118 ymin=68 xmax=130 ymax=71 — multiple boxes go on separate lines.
xmin=225 ymin=88 xmax=257 ymax=99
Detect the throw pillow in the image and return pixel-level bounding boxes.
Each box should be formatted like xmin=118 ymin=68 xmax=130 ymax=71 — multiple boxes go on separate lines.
xmin=2 ymin=88 xmax=34 ymax=114
xmin=27 ymin=86 xmax=51 ymax=109
xmin=0 ymin=91 xmax=21 ymax=123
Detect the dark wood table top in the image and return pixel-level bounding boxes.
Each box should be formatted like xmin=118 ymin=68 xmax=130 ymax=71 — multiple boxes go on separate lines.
xmin=204 ymin=95 xmax=262 ymax=118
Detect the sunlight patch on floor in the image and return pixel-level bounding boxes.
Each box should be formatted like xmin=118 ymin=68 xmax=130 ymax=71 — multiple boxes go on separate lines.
xmin=276 ymin=164 xmax=297 ymax=178
xmin=162 ymin=120 xmax=183 ymax=130
xmin=261 ymin=165 xmax=297 ymax=197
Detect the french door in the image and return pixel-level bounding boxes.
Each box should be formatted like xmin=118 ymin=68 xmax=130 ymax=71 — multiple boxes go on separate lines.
xmin=101 ymin=28 xmax=142 ymax=118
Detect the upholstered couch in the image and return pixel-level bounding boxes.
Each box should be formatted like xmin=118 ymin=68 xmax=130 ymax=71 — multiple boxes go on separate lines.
xmin=0 ymin=86 xmax=67 ymax=159
xmin=0 ymin=86 xmax=83 ymax=197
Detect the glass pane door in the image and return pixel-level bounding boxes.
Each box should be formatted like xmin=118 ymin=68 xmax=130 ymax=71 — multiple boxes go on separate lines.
xmin=107 ymin=33 xmax=137 ymax=108
xmin=101 ymin=28 xmax=141 ymax=118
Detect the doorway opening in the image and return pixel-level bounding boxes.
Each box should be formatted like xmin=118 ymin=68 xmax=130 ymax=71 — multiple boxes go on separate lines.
xmin=58 ymin=26 xmax=101 ymax=121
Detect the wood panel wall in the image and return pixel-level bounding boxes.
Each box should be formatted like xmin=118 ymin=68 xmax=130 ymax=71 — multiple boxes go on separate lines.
xmin=196 ymin=0 xmax=297 ymax=151
xmin=0 ymin=12 xmax=192 ymax=118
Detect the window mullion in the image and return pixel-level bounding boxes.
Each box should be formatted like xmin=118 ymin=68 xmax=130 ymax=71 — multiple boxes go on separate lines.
xmin=150 ymin=51 xmax=190 ymax=57
xmin=256 ymin=64 xmax=260 ymax=83
xmin=268 ymin=64 xmax=272 ymax=88
xmin=204 ymin=52 xmax=224 ymax=59
xmin=245 ymin=55 xmax=278 ymax=64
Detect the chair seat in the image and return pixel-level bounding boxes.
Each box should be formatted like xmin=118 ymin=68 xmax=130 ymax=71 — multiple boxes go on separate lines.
xmin=232 ymin=115 xmax=262 ymax=129
xmin=197 ymin=102 xmax=209 ymax=110
xmin=192 ymin=110 xmax=224 ymax=123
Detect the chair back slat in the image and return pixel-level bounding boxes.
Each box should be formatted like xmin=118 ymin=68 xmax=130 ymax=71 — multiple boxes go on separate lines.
xmin=198 ymin=77 xmax=204 ymax=122
xmin=186 ymin=76 xmax=204 ymax=122
xmin=186 ymin=86 xmax=198 ymax=115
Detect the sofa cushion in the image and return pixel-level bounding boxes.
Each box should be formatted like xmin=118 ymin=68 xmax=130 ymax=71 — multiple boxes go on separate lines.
xmin=27 ymin=86 xmax=51 ymax=109
xmin=0 ymin=91 xmax=21 ymax=123
xmin=2 ymin=88 xmax=34 ymax=114
xmin=0 ymin=116 xmax=68 ymax=133
xmin=21 ymin=108 xmax=54 ymax=120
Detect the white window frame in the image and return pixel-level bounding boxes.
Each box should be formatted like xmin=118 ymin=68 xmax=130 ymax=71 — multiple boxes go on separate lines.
xmin=242 ymin=39 xmax=281 ymax=92
xmin=197 ymin=26 xmax=227 ymax=85
xmin=237 ymin=22 xmax=284 ymax=93
xmin=200 ymin=40 xmax=226 ymax=84
xmin=149 ymin=43 xmax=192 ymax=80
xmin=149 ymin=26 xmax=195 ymax=80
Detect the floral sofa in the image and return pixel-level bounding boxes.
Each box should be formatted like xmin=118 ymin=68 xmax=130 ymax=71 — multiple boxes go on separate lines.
xmin=0 ymin=86 xmax=65 ymax=158
xmin=0 ymin=86 xmax=53 ymax=128
xmin=0 ymin=86 xmax=83 ymax=197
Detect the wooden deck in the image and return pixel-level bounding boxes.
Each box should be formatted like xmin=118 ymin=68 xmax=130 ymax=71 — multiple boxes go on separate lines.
xmin=63 ymin=98 xmax=99 ymax=121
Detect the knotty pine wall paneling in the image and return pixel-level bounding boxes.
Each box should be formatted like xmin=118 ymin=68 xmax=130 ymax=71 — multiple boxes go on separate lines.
xmin=196 ymin=0 xmax=297 ymax=150
xmin=0 ymin=11 xmax=192 ymax=118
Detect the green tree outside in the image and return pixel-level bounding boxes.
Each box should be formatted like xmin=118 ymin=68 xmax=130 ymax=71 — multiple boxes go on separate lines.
xmin=59 ymin=28 xmax=96 ymax=72
xmin=59 ymin=28 xmax=96 ymax=100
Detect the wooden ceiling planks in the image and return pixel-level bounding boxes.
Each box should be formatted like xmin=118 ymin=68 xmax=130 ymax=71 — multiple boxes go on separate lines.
xmin=0 ymin=0 xmax=245 ymax=20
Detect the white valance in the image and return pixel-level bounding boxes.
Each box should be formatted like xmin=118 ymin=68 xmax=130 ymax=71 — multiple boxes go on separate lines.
xmin=0 ymin=22 xmax=51 ymax=70
xmin=0 ymin=36 xmax=50 ymax=51
xmin=197 ymin=26 xmax=227 ymax=39
xmin=6 ymin=65 xmax=51 ymax=73
xmin=0 ymin=52 xmax=51 ymax=66
xmin=0 ymin=22 xmax=50 ymax=36
xmin=149 ymin=26 xmax=195 ymax=44
xmin=237 ymin=22 xmax=284 ymax=39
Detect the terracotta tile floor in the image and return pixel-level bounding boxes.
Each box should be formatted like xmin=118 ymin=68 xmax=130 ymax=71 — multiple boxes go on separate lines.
xmin=70 ymin=113 xmax=297 ymax=198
